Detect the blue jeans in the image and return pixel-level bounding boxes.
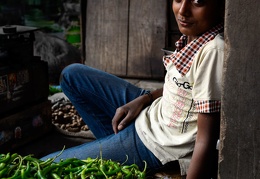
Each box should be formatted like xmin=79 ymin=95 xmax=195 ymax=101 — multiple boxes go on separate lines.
xmin=41 ymin=63 xmax=162 ymax=172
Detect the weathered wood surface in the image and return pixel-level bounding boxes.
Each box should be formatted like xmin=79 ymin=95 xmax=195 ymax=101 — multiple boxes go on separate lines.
xmin=127 ymin=0 xmax=167 ymax=78
xmin=83 ymin=0 xmax=167 ymax=79
xmin=166 ymin=0 xmax=181 ymax=49
xmin=219 ymin=0 xmax=260 ymax=178
xmin=83 ymin=0 xmax=128 ymax=76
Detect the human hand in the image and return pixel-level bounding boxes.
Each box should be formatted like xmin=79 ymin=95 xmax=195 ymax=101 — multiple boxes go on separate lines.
xmin=112 ymin=95 xmax=148 ymax=134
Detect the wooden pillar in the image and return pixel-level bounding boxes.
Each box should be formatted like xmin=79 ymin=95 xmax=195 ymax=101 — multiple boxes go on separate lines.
xmin=219 ymin=0 xmax=260 ymax=178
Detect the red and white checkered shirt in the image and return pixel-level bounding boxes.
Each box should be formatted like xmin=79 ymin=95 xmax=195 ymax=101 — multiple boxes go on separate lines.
xmin=163 ymin=23 xmax=224 ymax=113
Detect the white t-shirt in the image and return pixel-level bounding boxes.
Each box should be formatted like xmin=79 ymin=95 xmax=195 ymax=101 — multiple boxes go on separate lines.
xmin=135 ymin=34 xmax=224 ymax=175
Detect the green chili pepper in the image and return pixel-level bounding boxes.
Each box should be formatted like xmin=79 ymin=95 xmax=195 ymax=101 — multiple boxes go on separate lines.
xmin=30 ymin=160 xmax=47 ymax=179
xmin=6 ymin=162 xmax=19 ymax=177
xmin=40 ymin=146 xmax=65 ymax=168
xmin=99 ymin=163 xmax=108 ymax=178
xmin=7 ymin=154 xmax=22 ymax=179
xmin=9 ymin=170 xmax=20 ymax=179
xmin=81 ymin=167 xmax=99 ymax=179
xmin=85 ymin=158 xmax=98 ymax=168
xmin=21 ymin=168 xmax=26 ymax=179
xmin=89 ymin=175 xmax=96 ymax=179
xmin=0 ymin=168 xmax=8 ymax=178
xmin=51 ymin=173 xmax=61 ymax=179
xmin=69 ymin=171 xmax=75 ymax=179
xmin=54 ymin=166 xmax=63 ymax=177
xmin=136 ymin=171 xmax=146 ymax=179
xmin=0 ymin=163 xmax=6 ymax=170
xmin=63 ymin=165 xmax=85 ymax=173
xmin=122 ymin=164 xmax=139 ymax=170
xmin=42 ymin=163 xmax=61 ymax=177
xmin=0 ymin=153 xmax=10 ymax=163
xmin=9 ymin=153 xmax=20 ymax=164
xmin=40 ymin=157 xmax=55 ymax=168
xmin=21 ymin=164 xmax=33 ymax=179
xmin=121 ymin=167 xmax=131 ymax=174
xmin=124 ymin=172 xmax=133 ymax=179
xmin=86 ymin=167 xmax=100 ymax=173
xmin=58 ymin=158 xmax=79 ymax=167
xmin=23 ymin=155 xmax=42 ymax=163
xmin=71 ymin=160 xmax=86 ymax=168
xmin=115 ymin=171 xmax=123 ymax=179
xmin=0 ymin=152 xmax=147 ymax=179
xmin=37 ymin=169 xmax=47 ymax=179
xmin=106 ymin=162 xmax=121 ymax=176
xmin=9 ymin=155 xmax=24 ymax=179
xmin=80 ymin=174 xmax=85 ymax=179
xmin=24 ymin=161 xmax=32 ymax=176
xmin=136 ymin=161 xmax=147 ymax=178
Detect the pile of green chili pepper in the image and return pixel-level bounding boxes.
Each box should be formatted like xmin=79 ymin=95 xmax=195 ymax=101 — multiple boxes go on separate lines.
xmin=0 ymin=152 xmax=146 ymax=179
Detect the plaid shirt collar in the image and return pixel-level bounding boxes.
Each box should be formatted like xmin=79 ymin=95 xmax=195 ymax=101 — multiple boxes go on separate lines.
xmin=164 ymin=23 xmax=224 ymax=76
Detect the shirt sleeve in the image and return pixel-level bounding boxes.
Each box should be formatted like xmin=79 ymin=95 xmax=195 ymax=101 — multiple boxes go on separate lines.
xmin=192 ymin=38 xmax=224 ymax=113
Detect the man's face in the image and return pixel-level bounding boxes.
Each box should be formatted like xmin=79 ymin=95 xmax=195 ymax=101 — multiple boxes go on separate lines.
xmin=172 ymin=0 xmax=222 ymax=37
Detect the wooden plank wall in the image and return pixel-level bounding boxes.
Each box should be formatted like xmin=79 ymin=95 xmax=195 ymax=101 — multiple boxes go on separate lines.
xmin=127 ymin=0 xmax=167 ymax=78
xmin=166 ymin=0 xmax=182 ymax=51
xmin=82 ymin=0 xmax=167 ymax=79
xmin=83 ymin=0 xmax=129 ymax=76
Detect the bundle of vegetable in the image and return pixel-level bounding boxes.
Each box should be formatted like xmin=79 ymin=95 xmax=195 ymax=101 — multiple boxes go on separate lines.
xmin=0 ymin=152 xmax=146 ymax=179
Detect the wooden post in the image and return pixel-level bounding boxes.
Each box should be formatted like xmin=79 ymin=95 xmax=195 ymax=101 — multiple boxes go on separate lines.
xmin=219 ymin=0 xmax=260 ymax=178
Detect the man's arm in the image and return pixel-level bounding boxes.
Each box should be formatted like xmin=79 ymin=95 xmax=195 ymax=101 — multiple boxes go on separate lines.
xmin=112 ymin=88 xmax=163 ymax=133
xmin=186 ymin=112 xmax=220 ymax=179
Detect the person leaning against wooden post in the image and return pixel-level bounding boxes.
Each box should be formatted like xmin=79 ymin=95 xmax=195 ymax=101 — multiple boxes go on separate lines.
xmin=41 ymin=0 xmax=225 ymax=178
